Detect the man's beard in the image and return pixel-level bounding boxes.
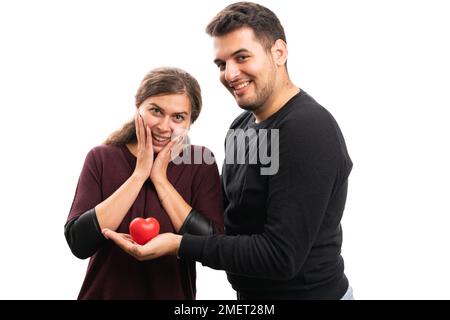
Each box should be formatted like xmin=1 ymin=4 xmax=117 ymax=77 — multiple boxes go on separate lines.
xmin=236 ymin=81 xmax=274 ymax=112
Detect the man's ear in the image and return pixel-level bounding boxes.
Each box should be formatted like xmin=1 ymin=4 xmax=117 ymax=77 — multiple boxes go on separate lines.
xmin=271 ymin=39 xmax=288 ymax=66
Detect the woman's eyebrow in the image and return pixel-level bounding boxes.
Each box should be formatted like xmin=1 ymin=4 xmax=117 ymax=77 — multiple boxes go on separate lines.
xmin=148 ymin=102 xmax=164 ymax=111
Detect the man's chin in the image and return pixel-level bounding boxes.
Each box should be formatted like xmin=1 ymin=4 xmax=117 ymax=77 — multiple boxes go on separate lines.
xmin=229 ymin=90 xmax=261 ymax=111
xmin=236 ymin=100 xmax=259 ymax=111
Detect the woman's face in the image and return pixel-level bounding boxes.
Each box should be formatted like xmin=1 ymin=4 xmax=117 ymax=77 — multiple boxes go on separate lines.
xmin=138 ymin=93 xmax=191 ymax=154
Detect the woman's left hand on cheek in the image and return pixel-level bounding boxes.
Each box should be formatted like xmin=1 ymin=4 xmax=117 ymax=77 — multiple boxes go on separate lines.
xmin=150 ymin=136 xmax=184 ymax=184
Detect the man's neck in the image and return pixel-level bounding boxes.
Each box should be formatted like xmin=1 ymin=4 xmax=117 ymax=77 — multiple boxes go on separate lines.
xmin=253 ymin=81 xmax=300 ymax=123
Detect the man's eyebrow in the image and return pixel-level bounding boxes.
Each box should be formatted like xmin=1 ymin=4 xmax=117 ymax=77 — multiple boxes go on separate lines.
xmin=214 ymin=48 xmax=250 ymax=64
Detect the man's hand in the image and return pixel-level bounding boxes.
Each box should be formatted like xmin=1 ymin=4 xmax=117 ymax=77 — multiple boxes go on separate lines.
xmin=102 ymin=229 xmax=182 ymax=261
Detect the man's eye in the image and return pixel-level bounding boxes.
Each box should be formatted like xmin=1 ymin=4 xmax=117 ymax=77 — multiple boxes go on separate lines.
xmin=174 ymin=115 xmax=185 ymax=121
xmin=217 ymin=63 xmax=225 ymax=71
xmin=237 ymin=56 xmax=249 ymax=62
xmin=150 ymin=108 xmax=161 ymax=114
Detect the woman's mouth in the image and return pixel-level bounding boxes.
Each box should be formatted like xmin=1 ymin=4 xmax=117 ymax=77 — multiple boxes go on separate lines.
xmin=152 ymin=134 xmax=170 ymax=146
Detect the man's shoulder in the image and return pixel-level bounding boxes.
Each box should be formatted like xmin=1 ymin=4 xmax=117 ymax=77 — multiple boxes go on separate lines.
xmin=282 ymin=92 xmax=336 ymax=128
xmin=229 ymin=111 xmax=253 ymax=129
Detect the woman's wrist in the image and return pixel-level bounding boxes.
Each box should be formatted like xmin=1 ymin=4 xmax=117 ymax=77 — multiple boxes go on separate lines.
xmin=172 ymin=234 xmax=182 ymax=257
xmin=151 ymin=174 xmax=169 ymax=187
xmin=131 ymin=170 xmax=148 ymax=184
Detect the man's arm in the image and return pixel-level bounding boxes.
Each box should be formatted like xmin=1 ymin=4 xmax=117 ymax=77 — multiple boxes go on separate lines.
xmin=179 ymin=107 xmax=346 ymax=279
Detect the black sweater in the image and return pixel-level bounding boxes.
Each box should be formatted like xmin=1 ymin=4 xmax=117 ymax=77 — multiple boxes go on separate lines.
xmin=179 ymin=90 xmax=353 ymax=299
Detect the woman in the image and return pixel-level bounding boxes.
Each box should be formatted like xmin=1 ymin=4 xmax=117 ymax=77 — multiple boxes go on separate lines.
xmin=65 ymin=67 xmax=224 ymax=299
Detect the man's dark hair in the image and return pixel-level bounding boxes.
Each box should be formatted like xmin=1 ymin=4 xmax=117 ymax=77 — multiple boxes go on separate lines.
xmin=206 ymin=2 xmax=286 ymax=50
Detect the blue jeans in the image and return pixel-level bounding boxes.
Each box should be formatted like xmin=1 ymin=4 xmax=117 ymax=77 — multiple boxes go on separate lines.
xmin=340 ymin=285 xmax=354 ymax=300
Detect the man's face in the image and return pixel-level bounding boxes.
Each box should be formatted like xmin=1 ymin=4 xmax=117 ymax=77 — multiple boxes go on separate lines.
xmin=213 ymin=27 xmax=277 ymax=112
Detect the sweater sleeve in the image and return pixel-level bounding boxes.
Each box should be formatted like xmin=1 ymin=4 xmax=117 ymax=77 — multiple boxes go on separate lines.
xmin=65 ymin=148 xmax=106 ymax=259
xmin=179 ymin=108 xmax=348 ymax=280
xmin=181 ymin=147 xmax=224 ymax=235
xmin=64 ymin=208 xmax=104 ymax=259
xmin=179 ymin=209 xmax=214 ymax=236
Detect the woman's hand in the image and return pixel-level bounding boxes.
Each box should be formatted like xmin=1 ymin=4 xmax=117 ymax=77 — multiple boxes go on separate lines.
xmin=102 ymin=228 xmax=182 ymax=261
xmin=150 ymin=135 xmax=184 ymax=185
xmin=133 ymin=112 xmax=154 ymax=181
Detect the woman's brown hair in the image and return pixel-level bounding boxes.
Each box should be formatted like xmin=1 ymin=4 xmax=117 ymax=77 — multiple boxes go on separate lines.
xmin=105 ymin=67 xmax=202 ymax=146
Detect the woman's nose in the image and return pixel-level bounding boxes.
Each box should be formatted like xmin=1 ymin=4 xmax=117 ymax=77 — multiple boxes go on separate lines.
xmin=155 ymin=117 xmax=171 ymax=134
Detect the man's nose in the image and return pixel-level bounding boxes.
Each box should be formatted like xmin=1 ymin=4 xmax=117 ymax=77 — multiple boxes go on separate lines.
xmin=224 ymin=62 xmax=240 ymax=83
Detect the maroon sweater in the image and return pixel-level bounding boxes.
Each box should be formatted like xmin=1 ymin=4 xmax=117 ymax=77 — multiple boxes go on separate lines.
xmin=66 ymin=144 xmax=224 ymax=299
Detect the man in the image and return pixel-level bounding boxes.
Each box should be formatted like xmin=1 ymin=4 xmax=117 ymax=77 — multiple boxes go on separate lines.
xmin=103 ymin=2 xmax=353 ymax=300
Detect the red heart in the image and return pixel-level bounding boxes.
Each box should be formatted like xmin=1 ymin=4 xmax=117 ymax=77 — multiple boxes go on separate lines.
xmin=129 ymin=217 xmax=160 ymax=245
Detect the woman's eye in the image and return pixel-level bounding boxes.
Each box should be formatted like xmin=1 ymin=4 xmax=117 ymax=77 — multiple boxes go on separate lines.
xmin=150 ymin=108 xmax=161 ymax=115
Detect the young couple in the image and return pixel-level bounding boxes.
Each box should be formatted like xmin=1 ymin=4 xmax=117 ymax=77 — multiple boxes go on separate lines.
xmin=65 ymin=2 xmax=353 ymax=300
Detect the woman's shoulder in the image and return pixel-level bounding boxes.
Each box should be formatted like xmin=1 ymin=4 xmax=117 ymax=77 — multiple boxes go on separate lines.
xmin=175 ymin=144 xmax=218 ymax=167
xmin=89 ymin=143 xmax=122 ymax=154
xmin=187 ymin=144 xmax=214 ymax=155
xmin=82 ymin=144 xmax=132 ymax=174
xmin=85 ymin=144 xmax=125 ymax=162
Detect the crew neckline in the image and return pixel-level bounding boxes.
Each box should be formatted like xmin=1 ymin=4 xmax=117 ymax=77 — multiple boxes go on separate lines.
xmin=248 ymin=89 xmax=305 ymax=128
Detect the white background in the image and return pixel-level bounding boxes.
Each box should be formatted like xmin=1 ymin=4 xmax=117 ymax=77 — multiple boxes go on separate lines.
xmin=1 ymin=0 xmax=449 ymax=300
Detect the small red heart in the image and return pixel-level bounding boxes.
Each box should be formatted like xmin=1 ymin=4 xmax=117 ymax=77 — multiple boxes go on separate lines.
xmin=129 ymin=217 xmax=160 ymax=245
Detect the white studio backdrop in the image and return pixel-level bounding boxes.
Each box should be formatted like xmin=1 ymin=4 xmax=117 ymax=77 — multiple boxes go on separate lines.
xmin=0 ymin=0 xmax=449 ymax=299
